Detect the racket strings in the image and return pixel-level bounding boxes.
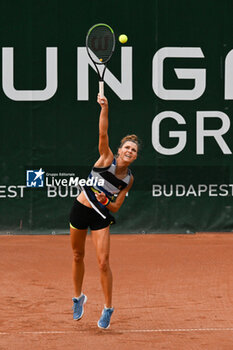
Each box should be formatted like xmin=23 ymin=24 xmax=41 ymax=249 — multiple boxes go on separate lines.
xmin=87 ymin=25 xmax=115 ymax=64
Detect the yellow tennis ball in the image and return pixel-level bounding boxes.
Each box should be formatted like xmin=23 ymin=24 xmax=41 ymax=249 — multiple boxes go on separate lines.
xmin=119 ymin=34 xmax=128 ymax=44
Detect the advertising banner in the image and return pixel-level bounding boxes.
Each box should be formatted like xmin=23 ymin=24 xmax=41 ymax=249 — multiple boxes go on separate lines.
xmin=1 ymin=0 xmax=233 ymax=233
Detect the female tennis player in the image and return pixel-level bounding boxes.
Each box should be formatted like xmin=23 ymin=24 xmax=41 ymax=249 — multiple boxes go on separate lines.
xmin=70 ymin=94 xmax=139 ymax=329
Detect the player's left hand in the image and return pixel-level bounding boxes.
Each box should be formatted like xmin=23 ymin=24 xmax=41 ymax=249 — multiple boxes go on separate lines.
xmin=95 ymin=191 xmax=107 ymax=203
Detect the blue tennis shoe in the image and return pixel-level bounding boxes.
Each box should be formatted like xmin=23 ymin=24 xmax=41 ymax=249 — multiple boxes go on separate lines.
xmin=72 ymin=294 xmax=87 ymax=320
xmin=97 ymin=307 xmax=114 ymax=329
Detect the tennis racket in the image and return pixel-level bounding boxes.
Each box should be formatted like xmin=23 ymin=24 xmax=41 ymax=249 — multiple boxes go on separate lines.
xmin=86 ymin=23 xmax=115 ymax=98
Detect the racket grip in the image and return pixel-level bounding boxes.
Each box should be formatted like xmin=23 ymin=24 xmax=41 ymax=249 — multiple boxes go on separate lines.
xmin=99 ymin=81 xmax=104 ymax=98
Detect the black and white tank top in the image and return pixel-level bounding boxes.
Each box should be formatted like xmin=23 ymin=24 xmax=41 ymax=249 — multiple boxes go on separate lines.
xmin=81 ymin=158 xmax=132 ymax=219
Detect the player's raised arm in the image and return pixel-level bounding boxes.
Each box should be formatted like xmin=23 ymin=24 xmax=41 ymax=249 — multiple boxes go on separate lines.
xmin=94 ymin=94 xmax=114 ymax=167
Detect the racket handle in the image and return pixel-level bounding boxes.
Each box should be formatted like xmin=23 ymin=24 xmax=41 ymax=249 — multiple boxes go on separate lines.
xmin=99 ymin=81 xmax=104 ymax=98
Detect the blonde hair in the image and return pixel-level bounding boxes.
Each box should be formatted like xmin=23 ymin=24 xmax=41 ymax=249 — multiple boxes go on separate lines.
xmin=119 ymin=134 xmax=140 ymax=150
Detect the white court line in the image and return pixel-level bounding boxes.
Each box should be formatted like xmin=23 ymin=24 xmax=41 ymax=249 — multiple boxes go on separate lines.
xmin=120 ymin=328 xmax=233 ymax=333
xmin=1 ymin=328 xmax=233 ymax=335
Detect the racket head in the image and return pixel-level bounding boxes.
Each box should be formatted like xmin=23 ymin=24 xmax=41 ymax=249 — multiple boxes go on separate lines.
xmin=86 ymin=23 xmax=115 ymax=65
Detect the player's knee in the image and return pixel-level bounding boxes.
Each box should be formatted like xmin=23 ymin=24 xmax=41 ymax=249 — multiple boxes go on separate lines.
xmin=98 ymin=256 xmax=109 ymax=272
xmin=73 ymin=250 xmax=85 ymax=264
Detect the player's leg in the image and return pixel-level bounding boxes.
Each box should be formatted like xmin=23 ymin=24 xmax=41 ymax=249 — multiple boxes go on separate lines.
xmin=91 ymin=226 xmax=112 ymax=308
xmin=91 ymin=225 xmax=114 ymax=328
xmin=70 ymin=226 xmax=88 ymax=297
xmin=70 ymin=225 xmax=88 ymax=320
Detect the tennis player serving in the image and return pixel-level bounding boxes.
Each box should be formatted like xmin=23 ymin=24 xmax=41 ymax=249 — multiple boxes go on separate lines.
xmin=69 ymin=94 xmax=139 ymax=329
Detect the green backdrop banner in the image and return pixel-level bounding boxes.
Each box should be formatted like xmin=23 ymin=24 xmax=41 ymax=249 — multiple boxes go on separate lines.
xmin=1 ymin=0 xmax=233 ymax=234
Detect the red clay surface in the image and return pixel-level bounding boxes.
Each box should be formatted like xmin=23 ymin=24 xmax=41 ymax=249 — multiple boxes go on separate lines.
xmin=0 ymin=233 xmax=233 ymax=350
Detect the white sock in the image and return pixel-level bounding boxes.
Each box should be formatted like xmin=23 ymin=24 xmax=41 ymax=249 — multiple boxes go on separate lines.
xmin=104 ymin=305 xmax=113 ymax=310
xmin=74 ymin=293 xmax=83 ymax=300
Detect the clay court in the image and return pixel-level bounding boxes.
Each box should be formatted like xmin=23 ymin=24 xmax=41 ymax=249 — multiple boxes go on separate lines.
xmin=1 ymin=233 xmax=233 ymax=350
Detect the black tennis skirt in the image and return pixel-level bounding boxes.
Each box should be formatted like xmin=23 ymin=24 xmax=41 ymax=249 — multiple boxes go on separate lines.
xmin=69 ymin=199 xmax=115 ymax=231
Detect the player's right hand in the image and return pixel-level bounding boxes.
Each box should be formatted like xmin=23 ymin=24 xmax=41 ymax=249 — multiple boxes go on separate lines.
xmin=97 ymin=94 xmax=108 ymax=107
